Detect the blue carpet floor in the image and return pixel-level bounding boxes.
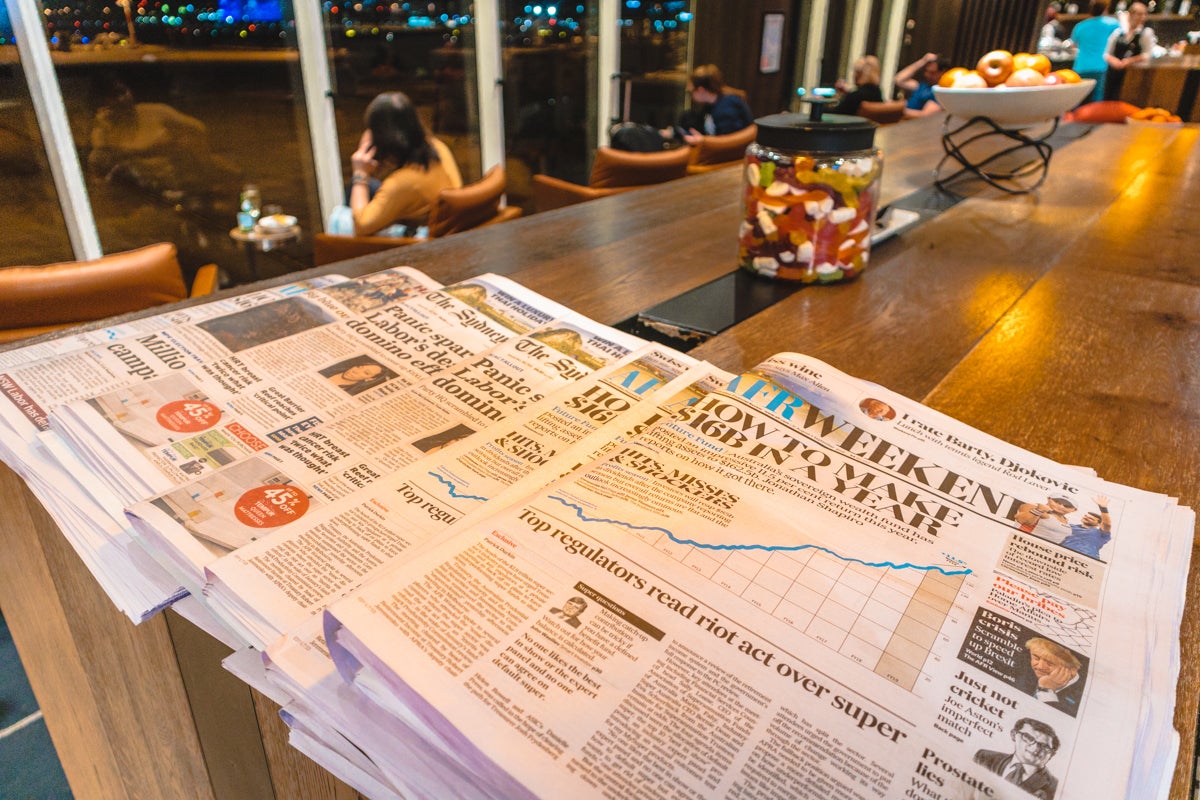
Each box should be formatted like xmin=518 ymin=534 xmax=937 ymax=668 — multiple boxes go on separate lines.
xmin=0 ymin=611 xmax=73 ymax=799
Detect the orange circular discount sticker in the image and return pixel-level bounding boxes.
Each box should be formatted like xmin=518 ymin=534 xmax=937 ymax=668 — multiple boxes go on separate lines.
xmin=156 ymin=399 xmax=222 ymax=433
xmin=234 ymin=485 xmax=310 ymax=528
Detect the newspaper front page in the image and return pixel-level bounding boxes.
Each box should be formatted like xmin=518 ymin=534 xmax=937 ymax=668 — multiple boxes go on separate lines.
xmin=248 ymin=356 xmax=731 ymax=796
xmin=51 ymin=273 xmax=551 ymax=505
xmin=196 ymin=315 xmax=646 ymax=646
xmin=323 ymin=356 xmax=1190 ymax=800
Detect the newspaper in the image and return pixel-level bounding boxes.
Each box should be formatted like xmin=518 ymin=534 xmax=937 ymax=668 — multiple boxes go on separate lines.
xmin=253 ymin=355 xmax=731 ymax=798
xmin=50 ymin=271 xmax=554 ymax=505
xmin=127 ymin=343 xmax=707 ymax=594
xmin=0 ymin=264 xmax=1189 ymax=798
xmin=0 ymin=273 xmax=368 ymax=619
xmin=193 ymin=318 xmax=654 ymax=647
xmin=320 ymin=353 xmax=1191 ymax=800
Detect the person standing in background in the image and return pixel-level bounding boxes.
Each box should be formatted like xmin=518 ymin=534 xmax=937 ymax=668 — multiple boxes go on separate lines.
xmin=1070 ymin=1 xmax=1122 ymax=102
xmin=1103 ymin=1 xmax=1155 ymax=101
xmin=1040 ymin=6 xmax=1065 ymax=46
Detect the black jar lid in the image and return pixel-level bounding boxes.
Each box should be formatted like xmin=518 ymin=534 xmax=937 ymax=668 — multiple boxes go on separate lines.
xmin=755 ymin=100 xmax=877 ymax=152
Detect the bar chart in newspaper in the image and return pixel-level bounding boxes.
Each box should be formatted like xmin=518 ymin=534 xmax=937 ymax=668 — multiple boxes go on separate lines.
xmin=653 ymin=536 xmax=968 ymax=692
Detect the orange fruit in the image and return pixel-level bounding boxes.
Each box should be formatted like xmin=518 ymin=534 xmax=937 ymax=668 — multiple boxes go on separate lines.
xmin=1051 ymin=68 xmax=1081 ymax=84
xmin=952 ymin=70 xmax=989 ymax=89
xmin=939 ymin=67 xmax=969 ymax=88
xmin=977 ymin=50 xmax=1015 ymax=86
xmin=1013 ymin=53 xmax=1052 ymax=75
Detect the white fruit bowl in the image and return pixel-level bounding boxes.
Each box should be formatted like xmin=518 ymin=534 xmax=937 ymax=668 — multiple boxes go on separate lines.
xmin=933 ymin=80 xmax=1095 ymax=127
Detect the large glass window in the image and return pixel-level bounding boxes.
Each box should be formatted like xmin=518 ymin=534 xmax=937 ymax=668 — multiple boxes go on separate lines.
xmin=44 ymin=0 xmax=319 ymax=285
xmin=0 ymin=0 xmax=74 ymax=268
xmin=500 ymin=0 xmax=600 ymax=208
xmin=323 ymin=2 xmax=482 ymax=206
xmin=617 ymin=1 xmax=692 ymax=132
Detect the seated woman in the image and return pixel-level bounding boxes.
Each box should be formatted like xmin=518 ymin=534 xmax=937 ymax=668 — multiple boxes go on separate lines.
xmin=830 ymin=56 xmax=884 ymax=116
xmin=662 ymin=64 xmax=754 ymax=146
xmin=337 ymin=92 xmax=462 ymax=237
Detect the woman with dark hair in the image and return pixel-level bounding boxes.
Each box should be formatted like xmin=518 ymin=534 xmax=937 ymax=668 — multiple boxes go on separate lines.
xmin=345 ymin=92 xmax=462 ymax=236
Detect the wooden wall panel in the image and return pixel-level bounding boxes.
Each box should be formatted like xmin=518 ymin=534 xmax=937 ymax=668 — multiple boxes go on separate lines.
xmin=693 ymin=0 xmax=797 ymax=117
xmin=0 ymin=465 xmax=216 ymax=800
xmin=900 ymin=0 xmax=1041 ymax=73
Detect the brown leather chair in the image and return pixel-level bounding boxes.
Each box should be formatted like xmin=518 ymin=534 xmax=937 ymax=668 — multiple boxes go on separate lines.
xmin=857 ymin=100 xmax=907 ymax=125
xmin=0 ymin=242 xmax=218 ymax=343
xmin=532 ymin=146 xmax=693 ymax=212
xmin=428 ymin=164 xmax=521 ymax=237
xmin=314 ymin=165 xmax=521 ymax=266
xmin=686 ymin=124 xmax=758 ymax=174
xmin=312 ymin=233 xmax=416 ymax=266
xmin=1062 ymin=100 xmax=1141 ymax=124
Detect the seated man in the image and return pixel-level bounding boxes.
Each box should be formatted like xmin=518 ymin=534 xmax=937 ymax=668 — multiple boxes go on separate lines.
xmin=894 ymin=53 xmax=950 ymax=118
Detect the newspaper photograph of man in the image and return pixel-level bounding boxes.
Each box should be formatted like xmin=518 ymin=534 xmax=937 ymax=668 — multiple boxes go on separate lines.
xmin=973 ymin=717 xmax=1060 ymax=799
xmin=549 ymin=596 xmax=587 ymax=628
xmin=1019 ymin=637 xmax=1085 ymax=717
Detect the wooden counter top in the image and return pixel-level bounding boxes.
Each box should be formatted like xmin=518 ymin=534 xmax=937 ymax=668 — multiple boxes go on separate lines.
xmin=2 ymin=116 xmax=1197 ymax=800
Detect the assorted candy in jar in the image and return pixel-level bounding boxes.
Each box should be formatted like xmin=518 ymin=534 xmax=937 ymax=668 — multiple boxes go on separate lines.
xmin=739 ymin=106 xmax=882 ymax=283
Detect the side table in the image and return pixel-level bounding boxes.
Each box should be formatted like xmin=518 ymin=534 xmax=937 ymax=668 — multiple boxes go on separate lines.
xmin=229 ymin=225 xmax=302 ymax=281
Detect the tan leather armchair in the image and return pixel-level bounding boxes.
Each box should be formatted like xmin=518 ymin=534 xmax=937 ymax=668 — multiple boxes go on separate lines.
xmin=857 ymin=101 xmax=907 ymax=125
xmin=686 ymin=124 xmax=758 ymax=174
xmin=0 ymin=242 xmax=218 ymax=344
xmin=314 ymin=165 xmax=521 ymax=266
xmin=532 ymin=146 xmax=692 ymax=212
xmin=429 ymin=164 xmax=521 ymax=237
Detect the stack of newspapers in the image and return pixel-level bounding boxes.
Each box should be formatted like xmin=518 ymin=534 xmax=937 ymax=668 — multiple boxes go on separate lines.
xmin=0 ymin=267 xmax=1190 ymax=800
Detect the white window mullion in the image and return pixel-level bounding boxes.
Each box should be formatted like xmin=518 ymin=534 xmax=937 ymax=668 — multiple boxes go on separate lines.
xmin=803 ymin=0 xmax=830 ymax=94
xmin=879 ymin=0 xmax=910 ymax=102
xmin=11 ymin=0 xmax=101 ymax=261
xmin=847 ymin=0 xmax=874 ymax=77
xmin=293 ymin=1 xmax=343 ymax=227
xmin=475 ymin=0 xmax=505 ymax=174
xmin=597 ymin=0 xmax=620 ymax=148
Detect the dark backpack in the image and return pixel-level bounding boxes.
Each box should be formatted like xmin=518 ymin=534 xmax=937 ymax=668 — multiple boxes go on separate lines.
xmin=609 ymin=122 xmax=666 ymax=152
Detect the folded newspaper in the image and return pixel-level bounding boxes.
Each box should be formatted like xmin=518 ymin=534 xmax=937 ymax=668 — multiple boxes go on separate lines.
xmin=0 ymin=266 xmax=1189 ymax=800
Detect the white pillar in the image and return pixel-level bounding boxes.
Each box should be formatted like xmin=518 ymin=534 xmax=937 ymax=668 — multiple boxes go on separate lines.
xmin=11 ymin=0 xmax=102 ymax=260
xmin=597 ymin=0 xmax=621 ymax=147
xmin=475 ymin=1 xmax=506 ymax=173
xmin=293 ymin=1 xmax=344 ymax=226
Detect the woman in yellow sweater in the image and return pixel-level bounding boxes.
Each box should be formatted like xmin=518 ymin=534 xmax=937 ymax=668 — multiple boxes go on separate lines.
xmin=346 ymin=92 xmax=462 ymax=236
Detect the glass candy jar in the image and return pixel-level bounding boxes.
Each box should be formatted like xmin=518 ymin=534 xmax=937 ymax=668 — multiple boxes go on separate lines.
xmin=739 ymin=106 xmax=882 ymax=283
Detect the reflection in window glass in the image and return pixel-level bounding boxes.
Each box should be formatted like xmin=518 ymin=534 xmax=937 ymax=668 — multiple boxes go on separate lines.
xmin=501 ymin=0 xmax=599 ymax=208
xmin=43 ymin=1 xmax=318 ymax=285
xmin=618 ymin=1 xmax=693 ymax=132
xmin=324 ymin=2 xmax=481 ymax=232
xmin=0 ymin=0 xmax=74 ymax=268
